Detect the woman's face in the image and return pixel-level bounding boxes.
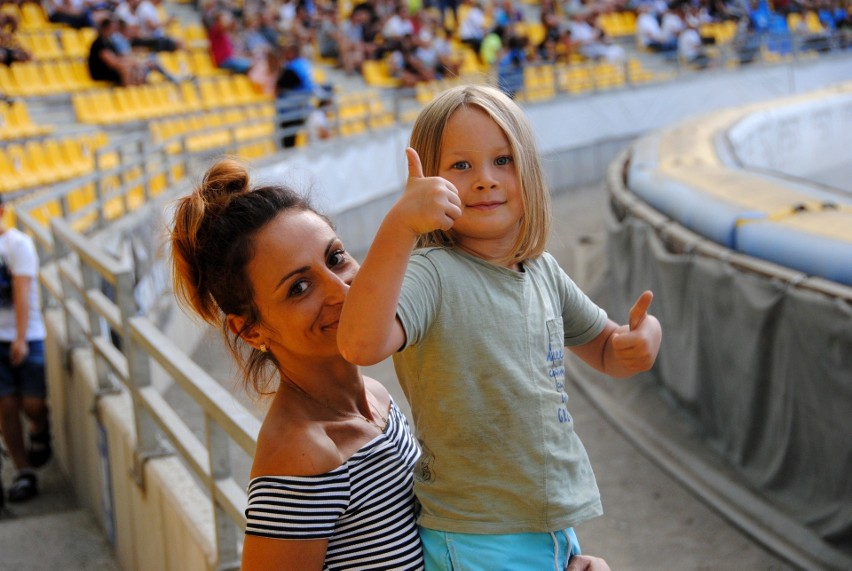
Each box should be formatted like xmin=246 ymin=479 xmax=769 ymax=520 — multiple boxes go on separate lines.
xmin=242 ymin=210 xmax=359 ymax=363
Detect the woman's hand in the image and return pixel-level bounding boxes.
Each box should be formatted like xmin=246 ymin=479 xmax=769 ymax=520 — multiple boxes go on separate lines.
xmin=567 ymin=554 xmax=612 ymax=571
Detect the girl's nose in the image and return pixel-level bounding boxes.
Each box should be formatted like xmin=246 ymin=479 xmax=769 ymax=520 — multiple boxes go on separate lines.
xmin=475 ymin=166 xmax=499 ymax=191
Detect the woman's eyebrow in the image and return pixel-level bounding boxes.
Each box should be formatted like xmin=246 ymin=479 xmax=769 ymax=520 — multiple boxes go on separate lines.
xmin=274 ymin=239 xmax=336 ymax=291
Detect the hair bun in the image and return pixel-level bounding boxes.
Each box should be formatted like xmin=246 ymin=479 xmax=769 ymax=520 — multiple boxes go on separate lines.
xmin=198 ymin=157 xmax=250 ymax=207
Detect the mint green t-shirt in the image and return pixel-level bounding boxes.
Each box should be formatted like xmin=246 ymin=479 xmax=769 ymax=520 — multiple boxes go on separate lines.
xmin=394 ymin=247 xmax=608 ymax=534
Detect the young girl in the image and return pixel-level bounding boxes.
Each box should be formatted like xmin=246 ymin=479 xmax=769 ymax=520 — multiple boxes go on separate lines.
xmin=338 ymin=84 xmax=662 ymax=570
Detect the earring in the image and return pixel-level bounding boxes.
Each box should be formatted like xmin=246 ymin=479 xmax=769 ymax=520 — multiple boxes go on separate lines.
xmin=259 ymin=343 xmax=268 ymax=353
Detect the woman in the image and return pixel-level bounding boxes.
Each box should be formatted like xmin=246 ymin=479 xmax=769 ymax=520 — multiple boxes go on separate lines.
xmin=169 ymin=158 xmax=422 ymax=570
xmin=169 ymin=157 xmax=612 ymax=571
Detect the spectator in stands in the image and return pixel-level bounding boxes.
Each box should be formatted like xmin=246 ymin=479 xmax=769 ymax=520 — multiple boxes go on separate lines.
xmin=661 ymin=3 xmax=687 ymax=46
xmin=388 ymin=32 xmax=436 ymax=87
xmin=0 ymin=15 xmax=30 ymax=65
xmin=115 ymin=0 xmax=181 ymax=51
xmin=112 ymin=18 xmax=181 ymax=82
xmin=414 ymin=13 xmax=461 ymax=78
xmin=207 ymin=9 xmax=254 ymax=73
xmin=493 ymin=0 xmax=524 ymax=28
xmin=439 ymin=0 xmax=461 ymax=34
xmin=242 ymin=11 xmax=275 ymax=55
xmin=45 ymin=0 xmax=95 ymax=29
xmin=305 ymin=95 xmax=334 ymax=142
xmin=382 ymin=2 xmax=415 ymax=41
xmin=315 ymin=4 xmax=342 ymax=61
xmin=0 ymin=194 xmax=51 ymax=504
xmin=497 ymin=32 xmax=527 ymax=97
xmin=636 ymin=3 xmax=678 ymax=51
xmin=338 ymin=4 xmax=374 ymax=75
xmin=568 ymin=5 xmax=626 ymax=62
xmin=88 ymin=16 xmax=140 ymax=86
xmin=678 ymin=13 xmax=711 ymax=66
xmin=276 ymin=41 xmax=325 ymax=147
xmin=458 ymin=0 xmax=487 ymax=56
xmin=536 ymin=10 xmax=564 ymax=62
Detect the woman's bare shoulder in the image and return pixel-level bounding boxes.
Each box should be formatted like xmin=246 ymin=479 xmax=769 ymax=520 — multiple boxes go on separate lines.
xmin=251 ymin=414 xmax=343 ymax=479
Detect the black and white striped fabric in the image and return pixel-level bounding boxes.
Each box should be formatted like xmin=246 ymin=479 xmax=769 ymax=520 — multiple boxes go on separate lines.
xmin=245 ymin=401 xmax=423 ymax=570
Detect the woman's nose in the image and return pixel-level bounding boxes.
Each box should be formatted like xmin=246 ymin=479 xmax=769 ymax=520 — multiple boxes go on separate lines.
xmin=325 ymin=271 xmax=350 ymax=303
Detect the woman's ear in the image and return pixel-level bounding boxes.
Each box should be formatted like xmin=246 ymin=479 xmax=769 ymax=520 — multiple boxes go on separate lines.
xmin=227 ymin=314 xmax=263 ymax=349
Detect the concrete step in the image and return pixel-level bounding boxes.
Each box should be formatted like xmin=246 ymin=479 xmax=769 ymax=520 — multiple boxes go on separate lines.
xmin=1 ymin=454 xmax=119 ymax=570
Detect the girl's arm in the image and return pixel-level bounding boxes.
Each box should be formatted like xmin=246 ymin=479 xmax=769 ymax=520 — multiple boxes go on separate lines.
xmin=569 ymin=290 xmax=662 ymax=379
xmin=338 ymin=148 xmax=461 ymax=366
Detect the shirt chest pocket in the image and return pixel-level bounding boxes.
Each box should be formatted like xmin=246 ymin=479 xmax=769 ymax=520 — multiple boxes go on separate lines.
xmin=546 ymin=318 xmax=565 ymax=368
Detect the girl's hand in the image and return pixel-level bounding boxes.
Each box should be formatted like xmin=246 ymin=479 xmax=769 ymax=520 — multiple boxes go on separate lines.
xmin=610 ymin=290 xmax=662 ymax=373
xmin=391 ymin=147 xmax=462 ymax=236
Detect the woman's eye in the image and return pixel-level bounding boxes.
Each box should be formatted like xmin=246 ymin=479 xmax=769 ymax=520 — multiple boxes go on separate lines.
xmin=328 ymin=249 xmax=346 ymax=267
xmin=495 ymin=155 xmax=513 ymax=166
xmin=289 ymin=280 xmax=309 ymax=297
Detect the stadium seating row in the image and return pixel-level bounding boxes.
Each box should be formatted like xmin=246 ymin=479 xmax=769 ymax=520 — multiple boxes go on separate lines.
xmin=0 ymin=131 xmax=116 ymax=194
xmin=72 ymin=77 xmax=272 ymax=124
xmin=0 ymin=100 xmax=54 ymax=140
xmin=150 ymin=106 xmax=275 ymax=154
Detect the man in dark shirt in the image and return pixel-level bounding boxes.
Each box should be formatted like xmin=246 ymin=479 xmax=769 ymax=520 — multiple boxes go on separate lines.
xmin=88 ymin=16 xmax=133 ymax=85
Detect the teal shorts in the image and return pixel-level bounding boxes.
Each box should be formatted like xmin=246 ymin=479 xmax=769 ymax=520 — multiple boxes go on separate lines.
xmin=420 ymin=527 xmax=581 ymax=571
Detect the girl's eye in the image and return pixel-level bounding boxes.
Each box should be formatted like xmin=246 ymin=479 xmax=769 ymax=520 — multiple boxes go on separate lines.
xmin=451 ymin=161 xmax=470 ymax=170
xmin=495 ymin=155 xmax=513 ymax=166
xmin=328 ymin=249 xmax=346 ymax=267
xmin=289 ymin=280 xmax=309 ymax=297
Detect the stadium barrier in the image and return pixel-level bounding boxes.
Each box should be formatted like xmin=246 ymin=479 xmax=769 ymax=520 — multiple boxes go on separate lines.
xmin=607 ymin=88 xmax=852 ymax=569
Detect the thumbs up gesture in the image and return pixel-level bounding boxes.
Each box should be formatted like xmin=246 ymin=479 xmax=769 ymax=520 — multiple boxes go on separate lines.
xmin=391 ymin=147 xmax=462 ymax=237
xmin=610 ymin=290 xmax=662 ymax=373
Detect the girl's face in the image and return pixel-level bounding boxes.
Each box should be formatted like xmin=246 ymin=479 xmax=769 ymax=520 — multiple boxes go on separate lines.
xmin=242 ymin=210 xmax=358 ymax=363
xmin=437 ymin=106 xmax=524 ymax=262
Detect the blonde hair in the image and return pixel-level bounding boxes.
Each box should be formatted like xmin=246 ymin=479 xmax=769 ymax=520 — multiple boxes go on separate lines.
xmin=409 ymin=84 xmax=551 ymax=263
xmin=169 ymin=157 xmax=316 ymax=395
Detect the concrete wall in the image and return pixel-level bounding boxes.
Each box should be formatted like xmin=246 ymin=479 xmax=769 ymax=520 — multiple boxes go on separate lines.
xmin=45 ymin=310 xmax=216 ymax=571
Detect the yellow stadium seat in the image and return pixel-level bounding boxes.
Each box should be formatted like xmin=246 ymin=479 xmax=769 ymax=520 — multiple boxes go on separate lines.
xmin=0 ymin=66 xmax=22 ymax=97
xmin=32 ymin=32 xmax=64 ymax=59
xmin=0 ymin=148 xmax=23 ymax=193
xmin=362 ymin=59 xmax=401 ymax=88
xmin=11 ymin=62 xmax=50 ymax=96
xmin=59 ymin=29 xmax=90 ymax=58
xmin=189 ymin=49 xmax=223 ymax=77
xmin=5 ymin=143 xmax=44 ymax=188
xmin=20 ymin=3 xmax=52 ymax=31
xmin=29 ymin=200 xmax=63 ymax=228
xmin=180 ymin=81 xmax=202 ymax=108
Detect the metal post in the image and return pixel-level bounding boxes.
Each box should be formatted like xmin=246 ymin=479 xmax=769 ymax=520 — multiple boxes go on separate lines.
xmin=206 ymin=416 xmax=240 ymax=570
xmin=114 ymin=268 xmax=169 ymax=488
xmin=50 ymin=224 xmax=85 ymax=349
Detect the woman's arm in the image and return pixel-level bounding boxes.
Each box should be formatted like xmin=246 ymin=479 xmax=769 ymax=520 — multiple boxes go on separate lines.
xmin=569 ymin=290 xmax=662 ymax=378
xmin=242 ymin=535 xmax=328 ymax=571
xmin=338 ymin=148 xmax=461 ymax=365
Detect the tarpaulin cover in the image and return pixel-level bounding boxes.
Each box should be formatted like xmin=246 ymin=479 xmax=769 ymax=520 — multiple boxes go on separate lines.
xmin=605 ymin=205 xmax=852 ymax=554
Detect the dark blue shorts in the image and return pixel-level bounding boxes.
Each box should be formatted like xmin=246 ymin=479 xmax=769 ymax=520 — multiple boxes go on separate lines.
xmin=0 ymin=340 xmax=47 ymax=399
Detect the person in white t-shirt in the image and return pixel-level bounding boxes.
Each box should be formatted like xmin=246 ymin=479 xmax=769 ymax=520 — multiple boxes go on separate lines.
xmin=0 ymin=196 xmax=50 ymax=505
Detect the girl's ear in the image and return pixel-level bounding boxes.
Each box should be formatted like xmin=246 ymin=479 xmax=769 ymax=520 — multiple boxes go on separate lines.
xmin=227 ymin=314 xmax=263 ymax=349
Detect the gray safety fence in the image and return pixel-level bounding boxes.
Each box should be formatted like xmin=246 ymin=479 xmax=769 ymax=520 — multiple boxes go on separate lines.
xmin=13 ymin=127 xmax=268 ymax=570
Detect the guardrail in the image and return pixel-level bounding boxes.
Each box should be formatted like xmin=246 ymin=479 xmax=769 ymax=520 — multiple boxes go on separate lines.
xmin=13 ymin=126 xmax=266 ymax=570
